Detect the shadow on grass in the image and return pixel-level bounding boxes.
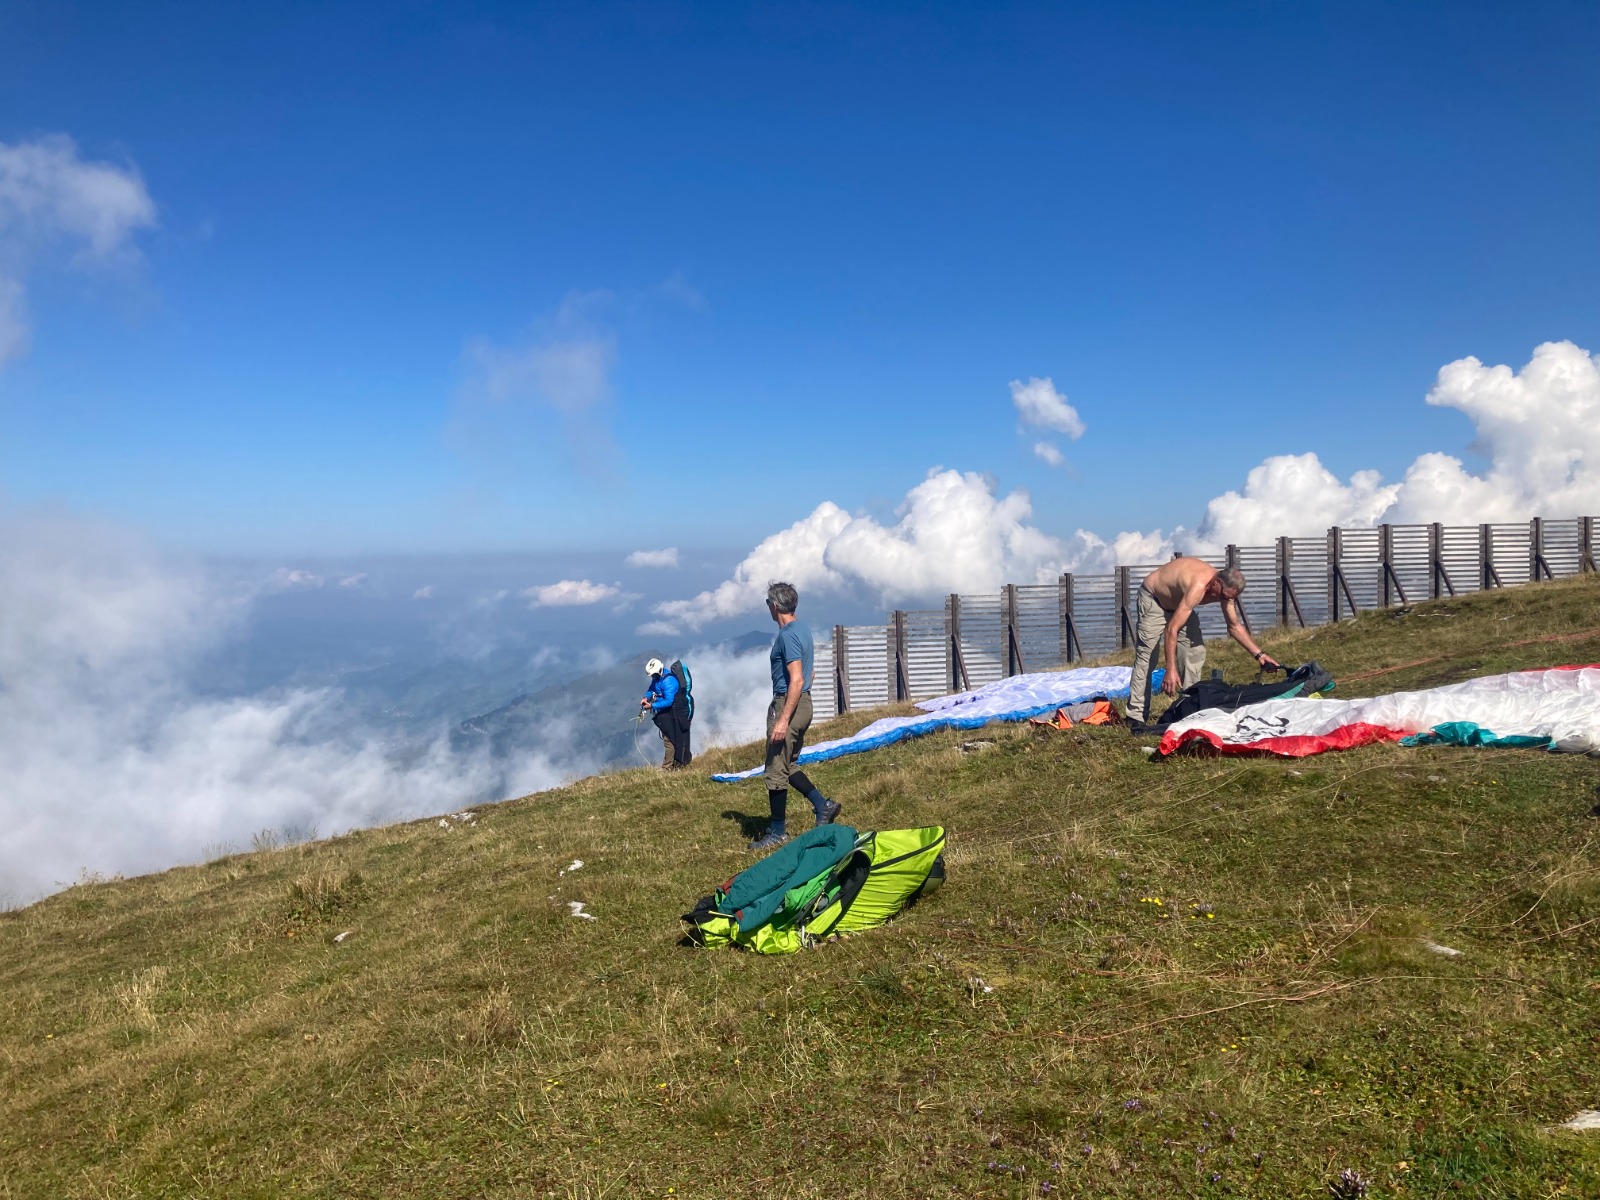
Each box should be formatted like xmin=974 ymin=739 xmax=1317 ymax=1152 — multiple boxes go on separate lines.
xmin=720 ymin=809 xmax=769 ymax=839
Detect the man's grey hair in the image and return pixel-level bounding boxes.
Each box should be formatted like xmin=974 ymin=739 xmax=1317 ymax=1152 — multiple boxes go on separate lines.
xmin=1217 ymin=565 xmax=1246 ymax=595
xmin=766 ymin=581 xmax=799 ymax=614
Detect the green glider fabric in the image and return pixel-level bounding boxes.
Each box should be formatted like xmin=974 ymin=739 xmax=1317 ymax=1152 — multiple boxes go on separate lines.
xmin=685 ymin=825 xmax=947 ymax=955
xmin=809 ymin=826 xmax=946 ymax=939
xmin=1401 ymin=722 xmax=1553 ymax=749
xmin=717 ymin=824 xmax=858 ymax=930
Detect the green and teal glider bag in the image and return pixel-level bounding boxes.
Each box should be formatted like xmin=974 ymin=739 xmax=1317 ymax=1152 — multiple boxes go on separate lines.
xmin=684 ymin=825 xmax=946 ymax=955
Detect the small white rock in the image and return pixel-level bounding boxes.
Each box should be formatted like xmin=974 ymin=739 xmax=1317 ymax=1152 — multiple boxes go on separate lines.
xmin=1421 ymin=939 xmax=1464 ymax=958
xmin=567 ymin=900 xmax=597 ymax=921
xmin=333 ymin=930 xmax=353 ymax=943
xmin=1561 ymin=1110 xmax=1600 ymax=1131
xmin=438 ymin=819 xmax=451 ymax=829
xmin=560 ymin=859 xmax=585 ymax=875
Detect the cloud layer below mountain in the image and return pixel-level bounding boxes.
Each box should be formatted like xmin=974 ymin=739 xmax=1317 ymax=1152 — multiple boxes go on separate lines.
xmin=0 ymin=507 xmax=582 ymax=904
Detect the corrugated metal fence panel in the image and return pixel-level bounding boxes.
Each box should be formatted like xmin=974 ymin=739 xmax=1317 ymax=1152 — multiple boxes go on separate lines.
xmin=844 ymin=625 xmax=891 ymax=710
xmin=815 ymin=514 xmax=1599 ymax=721
xmin=1388 ymin=524 xmax=1433 ymax=605
xmin=1287 ymin=537 xmax=1332 ymax=626
xmin=1069 ymin=572 xmax=1121 ymax=659
xmin=957 ymin=593 xmax=1006 ymax=688
xmin=811 ymin=637 xmax=838 ymax=721
xmin=1440 ymin=524 xmax=1483 ymax=595
xmin=904 ymin=609 xmax=947 ymax=700
xmin=1015 ymin=583 xmax=1066 ymax=671
xmin=1541 ymin=518 xmax=1586 ymax=577
xmin=1490 ymin=523 xmax=1532 ymax=587
xmin=1232 ymin=545 xmax=1278 ymax=632
xmin=1336 ymin=528 xmax=1382 ymax=613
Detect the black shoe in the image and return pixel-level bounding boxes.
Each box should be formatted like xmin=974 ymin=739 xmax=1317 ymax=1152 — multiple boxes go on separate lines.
xmin=747 ymin=830 xmax=790 ymax=852
xmin=815 ymin=799 xmax=842 ymax=826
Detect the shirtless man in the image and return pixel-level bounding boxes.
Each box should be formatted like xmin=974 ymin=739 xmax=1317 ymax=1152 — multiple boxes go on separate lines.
xmin=1127 ymin=557 xmax=1280 ymax=723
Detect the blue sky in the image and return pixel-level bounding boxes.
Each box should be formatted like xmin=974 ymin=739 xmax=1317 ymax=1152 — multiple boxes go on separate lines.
xmin=1 ymin=0 xmax=1596 ymax=557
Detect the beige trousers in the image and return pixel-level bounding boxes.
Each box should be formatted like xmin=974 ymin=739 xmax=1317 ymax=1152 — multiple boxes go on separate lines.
xmin=1127 ymin=585 xmax=1206 ymax=722
xmin=764 ymin=691 xmax=814 ymax=789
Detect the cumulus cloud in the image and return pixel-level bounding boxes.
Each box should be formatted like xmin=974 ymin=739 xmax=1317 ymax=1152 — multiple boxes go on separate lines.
xmin=1032 ymin=440 xmax=1064 ymax=467
xmin=0 ymin=135 xmax=157 ymax=367
xmin=653 ymin=342 xmax=1600 ymax=627
xmin=1011 ymin=376 xmax=1085 ymax=439
xmin=338 ymin=573 xmax=368 ymax=588
xmin=1189 ymin=341 xmax=1600 ymax=547
xmin=523 ymin=579 xmax=620 ymax=607
xmin=412 ymin=585 xmax=434 ymax=600
xmin=626 ymin=547 xmax=680 ymax=568
xmin=654 ymin=470 xmax=1071 ymax=630
xmin=0 ymin=506 xmax=584 ymax=904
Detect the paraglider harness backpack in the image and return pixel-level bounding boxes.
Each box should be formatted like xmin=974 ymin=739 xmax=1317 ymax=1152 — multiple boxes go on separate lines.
xmin=669 ymin=659 xmax=694 ymax=719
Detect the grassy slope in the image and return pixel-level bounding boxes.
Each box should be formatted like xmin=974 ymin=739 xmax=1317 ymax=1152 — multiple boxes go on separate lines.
xmin=4 ymin=577 xmax=1600 ymax=1200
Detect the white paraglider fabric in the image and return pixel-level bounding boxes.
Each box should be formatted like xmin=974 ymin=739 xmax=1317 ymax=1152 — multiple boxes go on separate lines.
xmin=711 ymin=666 xmax=1133 ymax=782
xmin=1157 ymin=666 xmax=1600 ymax=758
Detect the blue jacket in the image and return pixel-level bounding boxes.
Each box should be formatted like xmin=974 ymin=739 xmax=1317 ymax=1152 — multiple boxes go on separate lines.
xmin=646 ymin=672 xmax=680 ymax=711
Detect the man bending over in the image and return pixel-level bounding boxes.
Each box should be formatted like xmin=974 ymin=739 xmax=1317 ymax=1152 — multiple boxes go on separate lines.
xmin=1127 ymin=557 xmax=1280 ymax=724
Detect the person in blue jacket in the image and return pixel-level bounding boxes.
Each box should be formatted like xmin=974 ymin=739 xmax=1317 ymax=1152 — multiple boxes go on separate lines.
xmin=641 ymin=657 xmax=692 ymax=769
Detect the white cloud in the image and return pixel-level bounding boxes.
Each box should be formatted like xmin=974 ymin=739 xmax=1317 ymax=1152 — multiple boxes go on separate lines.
xmin=270 ymin=567 xmax=323 ymax=590
xmin=1188 ymin=341 xmax=1600 ymax=547
xmin=523 ymin=579 xmax=620 ymax=607
xmin=1032 ymin=440 xmax=1064 ymax=467
xmin=626 ymin=547 xmax=680 ymax=568
xmin=0 ymin=505 xmax=587 ymax=904
xmin=635 ymin=619 xmax=680 ymax=637
xmin=458 ymin=291 xmax=619 ymax=474
xmin=338 ymin=573 xmax=367 ymax=588
xmin=412 ymin=585 xmax=434 ymax=600
xmin=679 ymin=643 xmax=775 ymax=749
xmin=654 ymin=341 xmax=1600 ymax=626
xmin=653 ymin=500 xmax=854 ymax=630
xmin=1011 ymin=376 xmax=1085 ymax=439
xmin=0 ymin=135 xmax=157 ymax=368
xmin=655 ymin=470 xmax=1071 ymax=629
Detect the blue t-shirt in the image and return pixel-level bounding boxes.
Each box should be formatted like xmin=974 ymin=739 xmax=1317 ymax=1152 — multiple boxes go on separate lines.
xmin=770 ymin=619 xmax=814 ymax=695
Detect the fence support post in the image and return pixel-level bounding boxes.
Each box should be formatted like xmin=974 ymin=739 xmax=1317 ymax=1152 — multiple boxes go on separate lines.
xmin=1481 ymin=523 xmax=1501 ymax=589
xmin=1429 ymin=522 xmax=1456 ymax=597
xmin=1276 ymin=536 xmax=1305 ymax=627
xmin=1059 ymin=573 xmax=1079 ymax=664
xmin=944 ymin=594 xmax=969 ymax=693
xmin=1002 ymin=583 xmax=1023 ymax=676
xmin=1530 ymin=517 xmax=1553 ymax=580
xmin=891 ymin=610 xmax=909 ymax=701
xmin=1583 ymin=517 xmax=1597 ymax=573
xmin=1378 ymin=523 xmax=1409 ymax=607
xmin=832 ymin=624 xmax=850 ymax=714
xmin=1327 ymin=526 xmax=1341 ymax=621
xmin=1117 ymin=566 xmax=1134 ymax=649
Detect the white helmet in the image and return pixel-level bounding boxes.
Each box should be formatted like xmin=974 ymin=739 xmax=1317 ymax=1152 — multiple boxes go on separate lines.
xmin=645 ymin=658 xmax=665 ymax=675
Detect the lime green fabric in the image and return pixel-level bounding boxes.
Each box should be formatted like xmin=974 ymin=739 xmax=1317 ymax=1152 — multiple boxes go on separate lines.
xmin=685 ymin=825 xmax=946 ymax=955
xmin=835 ymin=827 xmax=946 ymax=934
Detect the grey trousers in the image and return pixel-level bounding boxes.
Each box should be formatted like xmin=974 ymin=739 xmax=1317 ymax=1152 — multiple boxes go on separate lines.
xmin=1127 ymin=585 xmax=1206 ymax=722
xmin=764 ymin=691 xmax=814 ymax=789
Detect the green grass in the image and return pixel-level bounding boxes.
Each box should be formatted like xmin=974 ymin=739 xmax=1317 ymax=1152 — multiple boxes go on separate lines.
xmin=4 ymin=575 xmax=1600 ymax=1198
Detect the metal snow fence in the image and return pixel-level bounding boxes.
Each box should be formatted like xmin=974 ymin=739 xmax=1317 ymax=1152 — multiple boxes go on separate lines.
xmin=812 ymin=516 xmax=1599 ymax=718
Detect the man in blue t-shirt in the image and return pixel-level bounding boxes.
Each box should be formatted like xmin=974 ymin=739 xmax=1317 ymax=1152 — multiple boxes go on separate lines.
xmin=749 ymin=581 xmax=840 ymax=850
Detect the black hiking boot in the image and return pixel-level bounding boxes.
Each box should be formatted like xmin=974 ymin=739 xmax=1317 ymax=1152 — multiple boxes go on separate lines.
xmin=814 ymin=799 xmax=842 ymax=826
xmin=747 ymin=830 xmax=790 ymax=852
